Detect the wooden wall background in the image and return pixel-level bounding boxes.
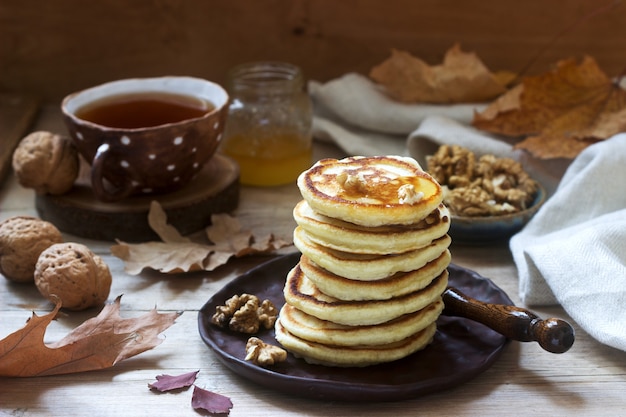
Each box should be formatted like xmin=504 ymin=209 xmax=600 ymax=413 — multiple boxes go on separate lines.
xmin=1 ymin=0 xmax=625 ymax=103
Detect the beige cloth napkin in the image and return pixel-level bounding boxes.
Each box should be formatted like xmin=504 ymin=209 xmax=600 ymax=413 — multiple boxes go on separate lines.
xmin=309 ymin=73 xmax=565 ymax=193
xmin=510 ymin=134 xmax=626 ymax=351
xmin=309 ymin=73 xmax=483 ymax=135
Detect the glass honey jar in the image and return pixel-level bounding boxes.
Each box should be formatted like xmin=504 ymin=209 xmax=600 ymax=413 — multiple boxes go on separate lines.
xmin=220 ymin=61 xmax=313 ymax=186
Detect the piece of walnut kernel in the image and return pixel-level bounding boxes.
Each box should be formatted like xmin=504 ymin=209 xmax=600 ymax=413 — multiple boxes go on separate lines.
xmin=245 ymin=337 xmax=287 ymax=366
xmin=211 ymin=293 xmax=278 ymax=334
xmin=398 ymin=184 xmax=424 ymax=204
xmin=229 ymin=296 xmax=261 ymax=333
xmin=336 ymin=171 xmax=367 ymax=194
xmin=258 ymin=299 xmax=278 ymax=329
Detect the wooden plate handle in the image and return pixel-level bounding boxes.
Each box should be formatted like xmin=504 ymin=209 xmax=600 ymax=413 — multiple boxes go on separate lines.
xmin=442 ymin=287 xmax=575 ymax=353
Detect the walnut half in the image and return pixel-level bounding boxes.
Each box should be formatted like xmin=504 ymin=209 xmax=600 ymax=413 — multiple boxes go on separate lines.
xmin=211 ymin=294 xmax=278 ymax=334
xmin=245 ymin=337 xmax=287 ymax=366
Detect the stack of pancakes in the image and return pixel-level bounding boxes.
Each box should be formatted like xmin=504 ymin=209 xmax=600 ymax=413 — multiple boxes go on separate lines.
xmin=274 ymin=155 xmax=452 ymax=367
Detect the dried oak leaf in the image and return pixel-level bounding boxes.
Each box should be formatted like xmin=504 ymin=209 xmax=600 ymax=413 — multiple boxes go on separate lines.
xmin=147 ymin=200 xmax=191 ymax=244
xmin=149 ymin=370 xmax=199 ymax=392
xmin=111 ymin=203 xmax=290 ymax=274
xmin=472 ymin=56 xmax=626 ymax=159
xmin=191 ymin=385 xmax=233 ymax=415
xmin=111 ymin=240 xmax=213 ymax=275
xmin=0 ymin=295 xmax=180 ymax=377
xmin=369 ymin=44 xmax=515 ymax=103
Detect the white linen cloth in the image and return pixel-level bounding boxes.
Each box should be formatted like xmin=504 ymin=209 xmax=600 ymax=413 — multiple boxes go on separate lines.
xmin=510 ymin=134 xmax=626 ymax=351
xmin=310 ymin=73 xmax=626 ymax=351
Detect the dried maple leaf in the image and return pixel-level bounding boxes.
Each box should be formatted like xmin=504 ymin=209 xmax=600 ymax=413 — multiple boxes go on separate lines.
xmin=149 ymin=370 xmax=199 ymax=392
xmin=473 ymin=56 xmax=626 ymax=159
xmin=111 ymin=204 xmax=291 ymax=274
xmin=191 ymin=385 xmax=233 ymax=415
xmin=369 ymin=44 xmax=514 ymax=103
xmin=0 ymin=295 xmax=180 ymax=377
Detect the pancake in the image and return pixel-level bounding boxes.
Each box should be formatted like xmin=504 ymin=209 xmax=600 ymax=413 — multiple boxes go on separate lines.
xmin=274 ymin=319 xmax=437 ymax=367
xmin=293 ymin=199 xmax=451 ymax=254
xmin=278 ymin=299 xmax=444 ymax=346
xmin=299 ymin=250 xmax=451 ymax=301
xmin=293 ymin=226 xmax=451 ymax=280
xmin=283 ymin=264 xmax=449 ymax=326
xmin=297 ymin=156 xmax=443 ymax=227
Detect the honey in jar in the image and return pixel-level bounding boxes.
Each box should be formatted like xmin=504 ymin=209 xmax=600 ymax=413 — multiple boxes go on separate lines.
xmin=220 ymin=62 xmax=313 ymax=186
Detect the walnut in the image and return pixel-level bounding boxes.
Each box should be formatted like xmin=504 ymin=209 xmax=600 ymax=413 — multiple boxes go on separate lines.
xmin=211 ymin=293 xmax=278 ymax=334
xmin=245 ymin=337 xmax=287 ymax=366
xmin=34 ymin=242 xmax=112 ymax=310
xmin=0 ymin=216 xmax=64 ymax=283
xmin=336 ymin=171 xmax=367 ymax=194
xmin=398 ymin=184 xmax=424 ymax=204
xmin=427 ymin=145 xmax=538 ymax=217
xmin=427 ymin=144 xmax=476 ymax=185
xmin=12 ymin=131 xmax=79 ymax=195
xmin=257 ymin=299 xmax=278 ymax=329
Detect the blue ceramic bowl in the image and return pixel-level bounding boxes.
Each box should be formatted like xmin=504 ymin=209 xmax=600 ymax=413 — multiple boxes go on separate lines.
xmin=448 ymin=182 xmax=546 ymax=244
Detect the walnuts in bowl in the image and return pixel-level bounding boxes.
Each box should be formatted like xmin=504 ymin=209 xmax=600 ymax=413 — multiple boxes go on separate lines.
xmin=427 ymin=145 xmax=539 ymax=217
xmin=0 ymin=216 xmax=64 ymax=283
xmin=34 ymin=242 xmax=112 ymax=311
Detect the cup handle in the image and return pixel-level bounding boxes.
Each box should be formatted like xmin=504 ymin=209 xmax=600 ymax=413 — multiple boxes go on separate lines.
xmin=91 ymin=143 xmax=134 ymax=202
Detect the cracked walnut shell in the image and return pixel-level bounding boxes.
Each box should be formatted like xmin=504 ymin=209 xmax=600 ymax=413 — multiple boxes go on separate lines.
xmin=12 ymin=131 xmax=79 ymax=195
xmin=0 ymin=216 xmax=64 ymax=283
xmin=34 ymin=242 xmax=112 ymax=310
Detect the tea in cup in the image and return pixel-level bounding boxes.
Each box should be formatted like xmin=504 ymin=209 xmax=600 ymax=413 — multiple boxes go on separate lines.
xmin=61 ymin=76 xmax=229 ymax=202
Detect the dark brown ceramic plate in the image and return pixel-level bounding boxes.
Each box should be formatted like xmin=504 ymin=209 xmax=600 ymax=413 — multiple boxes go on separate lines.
xmin=198 ymin=252 xmax=512 ymax=402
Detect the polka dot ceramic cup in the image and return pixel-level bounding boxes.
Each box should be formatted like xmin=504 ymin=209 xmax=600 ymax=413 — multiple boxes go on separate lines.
xmin=61 ymin=76 xmax=229 ymax=202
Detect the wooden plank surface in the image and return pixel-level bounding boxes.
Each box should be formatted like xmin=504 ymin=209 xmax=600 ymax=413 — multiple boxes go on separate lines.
xmin=1 ymin=1 xmax=625 ymax=102
xmin=0 ymin=106 xmax=625 ymax=416
xmin=0 ymin=94 xmax=39 ymax=185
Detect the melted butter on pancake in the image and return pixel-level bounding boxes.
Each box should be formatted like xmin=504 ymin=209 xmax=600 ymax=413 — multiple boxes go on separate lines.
xmin=298 ymin=156 xmax=443 ymax=226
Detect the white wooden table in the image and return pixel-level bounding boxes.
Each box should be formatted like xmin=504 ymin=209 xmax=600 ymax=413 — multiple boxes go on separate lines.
xmin=1 ymin=106 xmax=625 ymax=416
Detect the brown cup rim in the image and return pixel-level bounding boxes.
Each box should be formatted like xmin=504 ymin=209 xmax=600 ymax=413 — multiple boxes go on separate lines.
xmin=61 ymin=75 xmax=229 ymax=132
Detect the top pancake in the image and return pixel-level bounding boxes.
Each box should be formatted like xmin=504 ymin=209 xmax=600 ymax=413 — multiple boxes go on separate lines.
xmin=297 ymin=156 xmax=443 ymax=227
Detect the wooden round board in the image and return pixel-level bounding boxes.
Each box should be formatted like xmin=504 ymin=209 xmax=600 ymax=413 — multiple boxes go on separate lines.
xmin=36 ymin=154 xmax=239 ymax=242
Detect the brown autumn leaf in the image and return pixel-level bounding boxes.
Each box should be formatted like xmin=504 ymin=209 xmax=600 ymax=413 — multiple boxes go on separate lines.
xmin=0 ymin=295 xmax=180 ymax=377
xmin=148 ymin=200 xmax=191 ymax=244
xmin=149 ymin=370 xmax=199 ymax=392
xmin=191 ymin=385 xmax=233 ymax=415
xmin=369 ymin=44 xmax=515 ymax=103
xmin=111 ymin=240 xmax=213 ymax=274
xmin=111 ymin=203 xmax=290 ymax=274
xmin=472 ymin=56 xmax=626 ymax=159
